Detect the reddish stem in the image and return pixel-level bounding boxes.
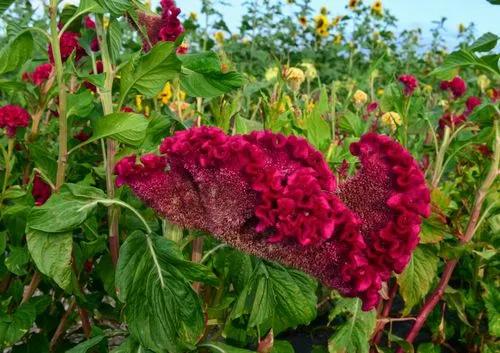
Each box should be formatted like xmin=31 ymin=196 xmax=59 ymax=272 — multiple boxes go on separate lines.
xmin=21 ymin=271 xmax=42 ymax=304
xmin=372 ymin=281 xmax=399 ymax=346
xmin=49 ymin=299 xmax=77 ymax=351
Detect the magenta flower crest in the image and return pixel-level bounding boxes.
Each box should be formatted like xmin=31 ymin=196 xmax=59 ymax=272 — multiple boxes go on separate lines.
xmin=115 ymin=127 xmax=430 ymax=310
xmin=398 ymin=74 xmax=418 ymax=96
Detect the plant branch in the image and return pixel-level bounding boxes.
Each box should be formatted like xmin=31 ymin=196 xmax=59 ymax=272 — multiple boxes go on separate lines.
xmin=49 ymin=298 xmax=77 ymax=352
xmin=396 ymin=119 xmax=499 ymax=352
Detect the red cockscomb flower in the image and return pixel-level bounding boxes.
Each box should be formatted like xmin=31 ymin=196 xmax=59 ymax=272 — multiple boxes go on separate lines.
xmin=23 ymin=63 xmax=53 ymax=86
xmin=367 ymin=101 xmax=379 ymax=113
xmin=465 ymin=96 xmax=481 ymax=112
xmin=121 ymin=106 xmax=134 ymax=113
xmin=32 ymin=173 xmax=52 ymax=206
xmin=398 ymin=74 xmax=418 ymax=96
xmin=48 ymin=31 xmax=86 ymax=63
xmin=84 ymin=16 xmax=96 ymax=29
xmin=441 ymin=76 xmax=467 ymax=98
xmin=0 ymin=105 xmax=31 ymax=137
xmin=137 ymin=0 xmax=184 ymax=51
xmin=114 ymin=127 xmax=430 ymax=311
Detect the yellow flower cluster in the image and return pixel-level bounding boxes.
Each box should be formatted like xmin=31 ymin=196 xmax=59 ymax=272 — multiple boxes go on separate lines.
xmin=381 ymin=111 xmax=402 ymax=131
xmin=314 ymin=14 xmax=329 ymax=37
xmin=285 ymin=67 xmax=305 ymax=91
xmin=353 ymin=89 xmax=368 ymax=106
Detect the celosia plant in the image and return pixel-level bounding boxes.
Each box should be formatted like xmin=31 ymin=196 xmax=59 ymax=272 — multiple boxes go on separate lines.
xmin=115 ymin=127 xmax=430 ymax=310
xmin=0 ymin=104 xmax=31 ymax=137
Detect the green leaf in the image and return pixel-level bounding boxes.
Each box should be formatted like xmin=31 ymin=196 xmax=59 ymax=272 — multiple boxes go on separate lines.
xmin=0 ymin=232 xmax=6 ymax=254
xmin=487 ymin=0 xmax=500 ymax=5
xmin=5 ymin=246 xmax=30 ymax=275
xmin=397 ymin=246 xmax=439 ymax=314
xmin=88 ymin=112 xmax=149 ymax=147
xmin=111 ymin=337 xmax=154 ymax=353
xmin=115 ymin=232 xmax=217 ymax=353
xmin=120 ymin=42 xmax=181 ymax=102
xmin=469 ymin=32 xmax=499 ymax=52
xmin=272 ymin=341 xmax=295 ymax=353
xmin=229 ymin=261 xmax=317 ymax=335
xmin=0 ymin=0 xmax=15 ymax=14
xmin=328 ymin=298 xmax=376 ymax=353
xmin=430 ymin=50 xmax=500 ymax=79
xmin=417 ymin=343 xmax=440 ymax=353
xmin=26 ymin=229 xmax=73 ymax=291
xmin=305 ymin=87 xmax=331 ymax=150
xmin=234 ymin=116 xmax=263 ymax=134
xmin=108 ymin=19 xmax=122 ymax=62
xmin=94 ymin=0 xmax=131 ymax=16
xmin=483 ymin=283 xmax=500 ymax=337
xmin=179 ymin=52 xmax=244 ymax=98
xmin=27 ymin=184 xmax=105 ymax=233
xmin=66 ymin=336 xmax=106 ymax=353
xmin=67 ymin=91 xmax=95 ymax=118
xmin=0 ymin=31 xmax=34 ymax=75
xmin=0 ymin=301 xmax=37 ymax=346
xmin=199 ymin=342 xmax=255 ymax=353
xmin=339 ymin=111 xmax=365 ymax=137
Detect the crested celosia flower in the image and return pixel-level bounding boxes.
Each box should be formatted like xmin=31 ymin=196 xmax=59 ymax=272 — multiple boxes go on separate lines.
xmin=380 ymin=111 xmax=402 ymax=131
xmin=32 ymin=173 xmax=52 ymax=206
xmin=115 ymin=127 xmax=430 ymax=311
xmin=353 ymin=89 xmax=368 ymax=106
xmin=398 ymin=74 xmax=418 ymax=96
xmin=440 ymin=76 xmax=467 ymax=98
xmin=438 ymin=112 xmax=467 ymax=131
xmin=0 ymin=105 xmax=31 ymax=137
xmin=367 ymin=101 xmax=379 ymax=113
xmin=48 ymin=31 xmax=86 ymax=63
xmin=465 ymin=96 xmax=481 ymax=113
xmin=23 ymin=63 xmax=53 ymax=86
xmin=137 ymin=0 xmax=184 ymax=51
xmin=285 ymin=67 xmax=305 ymax=91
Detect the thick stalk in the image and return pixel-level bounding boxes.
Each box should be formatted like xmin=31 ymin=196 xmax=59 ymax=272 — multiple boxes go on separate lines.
xmin=430 ymin=126 xmax=451 ymax=188
xmin=49 ymin=0 xmax=68 ymax=191
xmin=1 ymin=138 xmax=15 ymax=201
xmin=396 ymin=119 xmax=499 ymax=352
xmin=95 ymin=17 xmax=120 ymax=266
xmin=372 ymin=282 xmax=399 ymax=346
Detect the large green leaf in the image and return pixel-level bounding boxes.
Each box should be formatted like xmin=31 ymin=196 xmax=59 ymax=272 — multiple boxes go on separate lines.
xmin=430 ymin=50 xmax=500 ymax=79
xmin=199 ymin=342 xmax=255 ymax=353
xmin=179 ymin=52 xmax=244 ymax=98
xmin=27 ymin=184 xmax=105 ymax=233
xmin=0 ymin=0 xmax=15 ymax=14
xmin=483 ymin=283 xmax=500 ymax=337
xmin=26 ymin=230 xmax=73 ymax=291
xmin=469 ymin=32 xmax=499 ymax=52
xmin=0 ymin=31 xmax=34 ymax=75
xmin=4 ymin=246 xmax=29 ymax=275
xmin=89 ymin=112 xmax=149 ymax=147
xmin=0 ymin=302 xmax=37 ymax=347
xmin=305 ymin=87 xmax=331 ymax=150
xmin=119 ymin=42 xmax=181 ymax=102
xmin=67 ymin=91 xmax=95 ymax=118
xmin=229 ymin=261 xmax=317 ymax=335
xmin=66 ymin=336 xmax=106 ymax=353
xmin=94 ymin=0 xmax=131 ymax=16
xmin=115 ymin=232 xmax=217 ymax=353
xmin=328 ymin=298 xmax=376 ymax=353
xmin=397 ymin=246 xmax=439 ymax=314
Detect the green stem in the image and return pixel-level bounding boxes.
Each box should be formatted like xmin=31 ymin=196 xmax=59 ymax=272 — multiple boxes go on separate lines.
xmin=1 ymin=138 xmax=15 ymax=202
xmin=431 ymin=126 xmax=451 ymax=188
xmin=50 ymin=0 xmax=68 ymax=192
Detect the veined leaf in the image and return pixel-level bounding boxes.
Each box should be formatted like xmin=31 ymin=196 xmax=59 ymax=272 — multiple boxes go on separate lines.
xmin=430 ymin=49 xmax=500 ymax=79
xmin=0 ymin=0 xmax=15 ymax=14
xmin=0 ymin=301 xmax=37 ymax=346
xmin=119 ymin=42 xmax=181 ymax=103
xmin=66 ymin=336 xmax=106 ymax=353
xmin=397 ymin=246 xmax=439 ymax=314
xmin=328 ymin=298 xmax=376 ymax=353
xmin=0 ymin=31 xmax=34 ymax=75
xmin=94 ymin=0 xmax=131 ymax=16
xmin=115 ymin=232 xmax=217 ymax=353
xmin=229 ymin=261 xmax=317 ymax=335
xmin=89 ymin=112 xmax=149 ymax=147
xmin=27 ymin=184 xmax=105 ymax=233
xmin=305 ymin=87 xmax=331 ymax=150
xmin=469 ymin=32 xmax=499 ymax=52
xmin=27 ymin=230 xmax=74 ymax=291
xmin=199 ymin=342 xmax=255 ymax=353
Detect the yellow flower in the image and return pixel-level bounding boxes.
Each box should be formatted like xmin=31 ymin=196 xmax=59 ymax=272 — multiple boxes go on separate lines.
xmin=214 ymin=31 xmax=225 ymax=44
xmin=157 ymin=82 xmax=173 ymax=105
xmin=285 ymin=67 xmax=305 ymax=91
xmin=135 ymin=95 xmax=143 ymax=112
xmin=348 ymin=0 xmax=359 ymax=9
xmin=314 ymin=14 xmax=329 ymax=37
xmin=178 ymin=89 xmax=186 ymax=101
xmin=371 ymin=0 xmax=383 ymax=16
xmin=377 ymin=88 xmax=384 ymax=96
xmin=438 ymin=100 xmax=450 ymax=110
xmin=189 ymin=12 xmax=198 ymax=21
xmin=381 ymin=112 xmax=402 ymax=131
xmin=458 ymin=23 xmax=465 ymax=33
xmin=144 ymin=105 xmax=150 ymax=117
xmin=103 ymin=16 xmax=110 ymax=29
xmin=298 ymin=15 xmax=308 ymax=27
xmin=300 ymin=63 xmax=317 ymax=80
xmin=306 ymin=101 xmax=315 ymax=112
xmin=265 ymin=67 xmax=279 ymax=81
xmin=144 ymin=0 xmax=151 ymax=9
xmin=487 ymin=88 xmax=496 ymax=99
xmin=320 ymin=6 xmax=328 ymax=15
xmin=353 ymin=89 xmax=368 ymax=106
xmin=333 ymin=34 xmax=343 ymax=45
xmin=477 ymin=75 xmax=490 ymax=92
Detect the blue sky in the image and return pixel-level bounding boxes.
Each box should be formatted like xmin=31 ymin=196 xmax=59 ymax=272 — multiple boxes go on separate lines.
xmin=172 ymin=0 xmax=500 ymax=44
